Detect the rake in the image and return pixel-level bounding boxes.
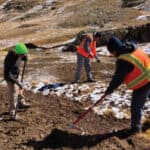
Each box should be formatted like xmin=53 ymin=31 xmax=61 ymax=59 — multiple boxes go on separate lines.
xmin=68 ymin=93 xmax=107 ymax=129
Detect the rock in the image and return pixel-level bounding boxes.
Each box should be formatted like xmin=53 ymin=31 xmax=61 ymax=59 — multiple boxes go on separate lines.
xmin=121 ymin=0 xmax=147 ymax=8
xmin=4 ymin=1 xmax=27 ymax=11
xmin=39 ymin=133 xmax=45 ymax=138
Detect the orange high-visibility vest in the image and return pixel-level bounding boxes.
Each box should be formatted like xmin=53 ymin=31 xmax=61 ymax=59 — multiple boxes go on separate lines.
xmin=77 ymin=34 xmax=96 ymax=58
xmin=119 ymin=48 xmax=150 ymax=90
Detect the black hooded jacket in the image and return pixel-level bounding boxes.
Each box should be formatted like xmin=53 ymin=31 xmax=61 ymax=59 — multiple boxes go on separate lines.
xmin=4 ymin=50 xmax=27 ymax=88
xmin=106 ymin=42 xmax=136 ymax=94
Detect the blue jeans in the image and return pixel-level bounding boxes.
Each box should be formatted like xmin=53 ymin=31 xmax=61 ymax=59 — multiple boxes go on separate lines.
xmin=74 ymin=53 xmax=92 ymax=81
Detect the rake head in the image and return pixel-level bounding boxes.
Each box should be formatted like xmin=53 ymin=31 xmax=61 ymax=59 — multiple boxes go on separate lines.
xmin=65 ymin=123 xmax=84 ymax=132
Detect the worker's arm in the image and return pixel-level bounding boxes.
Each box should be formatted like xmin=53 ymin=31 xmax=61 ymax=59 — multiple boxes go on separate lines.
xmin=9 ymin=72 xmax=23 ymax=89
xmin=105 ymin=59 xmax=134 ymax=94
xmin=9 ymin=57 xmax=24 ymax=89
xmin=84 ymin=37 xmax=93 ymax=56
xmin=84 ymin=37 xmax=101 ymax=61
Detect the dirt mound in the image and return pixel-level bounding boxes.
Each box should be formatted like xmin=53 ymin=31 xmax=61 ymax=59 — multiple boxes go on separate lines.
xmin=0 ymin=86 xmax=150 ymax=150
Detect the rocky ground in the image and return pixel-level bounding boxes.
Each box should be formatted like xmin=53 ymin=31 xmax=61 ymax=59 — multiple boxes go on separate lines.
xmin=0 ymin=0 xmax=150 ymax=150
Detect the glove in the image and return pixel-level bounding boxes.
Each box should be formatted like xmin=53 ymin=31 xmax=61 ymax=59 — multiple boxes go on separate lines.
xmin=18 ymin=81 xmax=24 ymax=89
xmin=96 ymin=58 xmax=101 ymax=63
xmin=22 ymin=55 xmax=28 ymax=62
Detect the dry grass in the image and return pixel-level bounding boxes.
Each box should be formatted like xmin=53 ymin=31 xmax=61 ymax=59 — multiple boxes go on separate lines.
xmin=60 ymin=0 xmax=140 ymax=28
xmin=0 ymin=0 xmax=5 ymax=4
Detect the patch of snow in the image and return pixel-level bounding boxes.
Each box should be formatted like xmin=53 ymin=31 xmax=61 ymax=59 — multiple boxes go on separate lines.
xmin=112 ymin=107 xmax=124 ymax=119
xmin=78 ymin=84 xmax=90 ymax=91
xmin=42 ymin=89 xmax=50 ymax=96
xmin=139 ymin=43 xmax=150 ymax=54
xmin=90 ymin=93 xmax=100 ymax=102
xmin=23 ymin=75 xmax=150 ymax=120
xmin=97 ymin=46 xmax=110 ymax=56
xmin=46 ymin=0 xmax=54 ymax=3
xmin=32 ymin=82 xmax=45 ymax=94
xmin=136 ymin=15 xmax=150 ymax=20
xmin=96 ymin=43 xmax=150 ymax=57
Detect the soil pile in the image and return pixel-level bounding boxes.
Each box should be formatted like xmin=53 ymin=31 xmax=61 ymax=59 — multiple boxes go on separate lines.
xmin=0 ymin=87 xmax=150 ymax=150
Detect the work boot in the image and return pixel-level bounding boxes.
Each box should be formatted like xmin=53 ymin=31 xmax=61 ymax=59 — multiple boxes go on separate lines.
xmin=85 ymin=79 xmax=96 ymax=83
xmin=18 ymin=99 xmax=30 ymax=109
xmin=130 ymin=127 xmax=142 ymax=134
xmin=9 ymin=111 xmax=17 ymax=121
xmin=72 ymin=80 xmax=82 ymax=84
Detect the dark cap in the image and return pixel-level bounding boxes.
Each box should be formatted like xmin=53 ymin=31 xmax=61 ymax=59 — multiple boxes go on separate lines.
xmin=94 ymin=32 xmax=102 ymax=38
xmin=107 ymin=36 xmax=123 ymax=53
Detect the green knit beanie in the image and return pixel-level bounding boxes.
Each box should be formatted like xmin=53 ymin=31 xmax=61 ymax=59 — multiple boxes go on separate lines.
xmin=15 ymin=43 xmax=28 ymax=54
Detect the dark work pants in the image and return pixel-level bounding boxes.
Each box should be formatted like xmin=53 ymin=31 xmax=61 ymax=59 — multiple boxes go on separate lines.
xmin=74 ymin=53 xmax=92 ymax=81
xmin=131 ymin=83 xmax=150 ymax=130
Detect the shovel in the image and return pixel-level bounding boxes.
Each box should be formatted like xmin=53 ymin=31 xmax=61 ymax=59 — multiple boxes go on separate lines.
xmin=14 ymin=60 xmax=27 ymax=117
xmin=68 ymin=93 xmax=107 ymax=129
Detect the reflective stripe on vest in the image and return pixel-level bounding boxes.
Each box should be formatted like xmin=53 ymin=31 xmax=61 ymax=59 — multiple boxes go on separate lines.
xmin=77 ymin=34 xmax=96 ymax=58
xmin=118 ymin=48 xmax=150 ymax=90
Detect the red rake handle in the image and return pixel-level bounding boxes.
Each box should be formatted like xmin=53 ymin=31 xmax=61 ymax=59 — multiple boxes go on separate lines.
xmin=72 ymin=93 xmax=107 ymax=126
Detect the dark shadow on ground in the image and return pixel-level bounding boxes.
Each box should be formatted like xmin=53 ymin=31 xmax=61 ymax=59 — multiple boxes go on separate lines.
xmin=23 ymin=127 xmax=139 ymax=150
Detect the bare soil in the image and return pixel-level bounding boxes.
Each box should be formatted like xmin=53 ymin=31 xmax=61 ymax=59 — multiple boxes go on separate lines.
xmin=0 ymin=86 xmax=150 ymax=150
xmin=0 ymin=50 xmax=150 ymax=150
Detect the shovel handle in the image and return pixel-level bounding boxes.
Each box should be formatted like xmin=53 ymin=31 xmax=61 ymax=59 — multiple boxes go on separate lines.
xmin=72 ymin=93 xmax=107 ymax=126
xmin=21 ymin=61 xmax=26 ymax=82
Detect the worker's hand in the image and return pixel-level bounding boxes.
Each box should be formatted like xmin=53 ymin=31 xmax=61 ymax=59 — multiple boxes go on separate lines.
xmin=18 ymin=81 xmax=24 ymax=90
xmin=89 ymin=51 xmax=94 ymax=57
xmin=104 ymin=89 xmax=112 ymax=95
xmin=18 ymin=89 xmax=25 ymax=98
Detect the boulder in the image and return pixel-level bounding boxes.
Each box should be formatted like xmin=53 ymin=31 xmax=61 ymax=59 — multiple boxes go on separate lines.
xmin=121 ymin=0 xmax=147 ymax=8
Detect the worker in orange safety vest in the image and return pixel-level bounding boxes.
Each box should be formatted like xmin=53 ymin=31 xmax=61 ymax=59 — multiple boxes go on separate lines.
xmin=73 ymin=32 xmax=101 ymax=83
xmin=105 ymin=36 xmax=150 ymax=134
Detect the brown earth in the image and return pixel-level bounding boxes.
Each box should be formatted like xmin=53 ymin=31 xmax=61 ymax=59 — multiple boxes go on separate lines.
xmin=0 ymin=86 xmax=150 ymax=150
xmin=0 ymin=50 xmax=150 ymax=150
